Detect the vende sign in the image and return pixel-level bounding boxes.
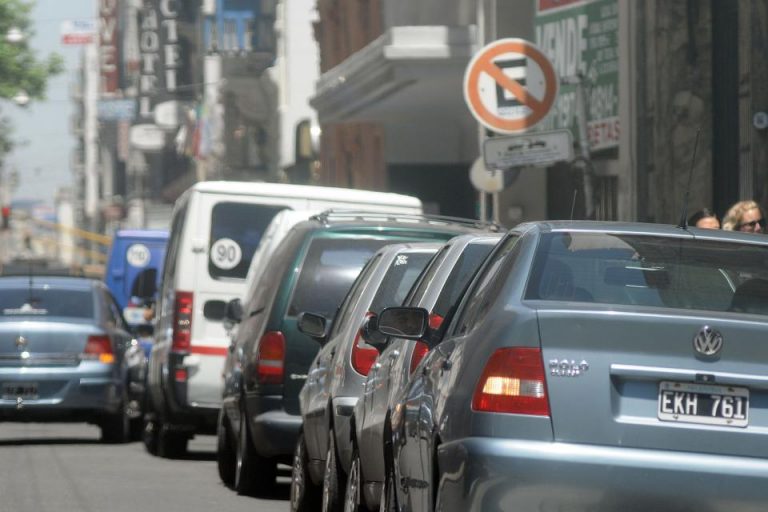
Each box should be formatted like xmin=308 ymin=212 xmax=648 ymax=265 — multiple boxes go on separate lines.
xmin=100 ymin=0 xmax=119 ymax=95
xmin=534 ymin=0 xmax=619 ymax=151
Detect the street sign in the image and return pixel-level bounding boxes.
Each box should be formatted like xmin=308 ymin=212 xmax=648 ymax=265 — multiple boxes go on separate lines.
xmin=483 ymin=129 xmax=574 ymax=170
xmin=469 ymin=157 xmax=504 ymax=193
xmin=60 ymin=20 xmax=97 ymax=46
xmin=464 ymin=38 xmax=558 ymax=134
xmin=97 ymin=99 xmax=137 ymax=121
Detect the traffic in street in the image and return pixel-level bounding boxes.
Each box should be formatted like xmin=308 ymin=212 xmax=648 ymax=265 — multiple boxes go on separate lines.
xmin=1 ymin=0 xmax=768 ymax=511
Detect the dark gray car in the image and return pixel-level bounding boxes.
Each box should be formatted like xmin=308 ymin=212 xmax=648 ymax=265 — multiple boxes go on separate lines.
xmin=349 ymin=233 xmax=501 ymax=511
xmin=294 ymin=242 xmax=441 ymax=512
xmin=378 ymin=221 xmax=768 ymax=512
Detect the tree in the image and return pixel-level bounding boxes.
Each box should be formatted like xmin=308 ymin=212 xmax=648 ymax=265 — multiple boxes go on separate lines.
xmin=0 ymin=0 xmax=64 ymax=161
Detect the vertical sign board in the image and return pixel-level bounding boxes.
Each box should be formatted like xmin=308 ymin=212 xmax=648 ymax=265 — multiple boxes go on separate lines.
xmin=100 ymin=0 xmax=119 ymax=95
xmin=534 ymin=0 xmax=619 ymax=151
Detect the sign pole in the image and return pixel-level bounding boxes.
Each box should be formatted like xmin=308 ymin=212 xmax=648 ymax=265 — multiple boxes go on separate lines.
xmin=476 ymin=0 xmax=487 ymax=222
xmin=563 ymin=74 xmax=595 ymax=219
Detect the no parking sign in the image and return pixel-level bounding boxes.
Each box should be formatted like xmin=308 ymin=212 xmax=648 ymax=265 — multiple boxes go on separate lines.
xmin=463 ymin=38 xmax=558 ymax=134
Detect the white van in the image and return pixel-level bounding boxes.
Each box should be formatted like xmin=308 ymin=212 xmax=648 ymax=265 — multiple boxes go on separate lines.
xmin=144 ymin=181 xmax=422 ymax=456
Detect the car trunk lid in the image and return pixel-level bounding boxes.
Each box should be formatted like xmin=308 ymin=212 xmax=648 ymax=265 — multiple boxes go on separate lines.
xmin=538 ymin=305 xmax=768 ymax=459
xmin=0 ymin=320 xmax=95 ymax=367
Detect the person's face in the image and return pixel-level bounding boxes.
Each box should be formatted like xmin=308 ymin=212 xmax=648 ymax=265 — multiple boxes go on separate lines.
xmin=695 ymin=216 xmax=720 ymax=229
xmin=738 ymin=207 xmax=765 ymax=233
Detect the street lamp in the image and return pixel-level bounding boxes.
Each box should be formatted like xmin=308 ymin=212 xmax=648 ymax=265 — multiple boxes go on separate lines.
xmin=11 ymin=90 xmax=29 ymax=107
xmin=5 ymin=27 xmax=23 ymax=44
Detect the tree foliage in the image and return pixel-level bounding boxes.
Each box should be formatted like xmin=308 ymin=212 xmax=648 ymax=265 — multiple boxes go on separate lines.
xmin=0 ymin=0 xmax=64 ymax=162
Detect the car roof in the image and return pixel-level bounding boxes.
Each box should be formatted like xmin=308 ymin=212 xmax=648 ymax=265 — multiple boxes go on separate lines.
xmin=0 ymin=275 xmax=100 ymax=291
xmin=188 ymin=181 xmax=422 ymax=207
xmin=114 ymin=229 xmax=169 ymax=240
xmin=514 ymin=220 xmax=768 ymax=244
xmin=297 ymin=211 xmax=501 ymax=233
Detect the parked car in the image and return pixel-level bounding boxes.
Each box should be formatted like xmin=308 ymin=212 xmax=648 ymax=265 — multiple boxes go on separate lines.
xmin=345 ymin=232 xmax=502 ymax=511
xmin=375 ymin=221 xmax=768 ymax=512
xmin=144 ymin=181 xmax=423 ymax=458
xmin=293 ymin=242 xmax=444 ymax=512
xmin=0 ymin=275 xmax=135 ymax=443
xmin=216 ymin=212 xmax=486 ymax=496
xmin=103 ymin=229 xmax=168 ymax=329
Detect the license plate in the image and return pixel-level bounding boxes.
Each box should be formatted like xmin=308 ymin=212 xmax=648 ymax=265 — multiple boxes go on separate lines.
xmin=658 ymin=381 xmax=748 ymax=427
xmin=2 ymin=382 xmax=38 ymax=399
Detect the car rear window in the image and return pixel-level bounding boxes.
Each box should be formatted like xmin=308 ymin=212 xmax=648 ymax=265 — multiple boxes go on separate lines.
xmin=525 ymin=232 xmax=768 ymax=314
xmin=0 ymin=288 xmax=94 ymax=319
xmin=369 ymin=251 xmax=436 ymax=313
xmin=209 ymin=202 xmax=288 ymax=280
xmin=287 ymin=238 xmax=392 ymax=318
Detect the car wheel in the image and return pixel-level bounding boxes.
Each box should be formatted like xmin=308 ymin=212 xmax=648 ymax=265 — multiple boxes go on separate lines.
xmin=290 ymin=431 xmax=321 ymax=512
xmin=343 ymin=447 xmax=363 ymax=512
xmin=157 ymin=423 xmax=188 ymax=459
xmin=100 ymin=394 xmax=130 ymax=444
xmin=235 ymin=403 xmax=276 ymax=496
xmin=321 ymin=431 xmax=345 ymax=512
xmin=217 ymin=409 xmax=236 ymax=488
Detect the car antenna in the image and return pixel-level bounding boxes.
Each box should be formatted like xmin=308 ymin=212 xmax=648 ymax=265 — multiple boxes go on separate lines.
xmin=570 ymin=189 xmax=578 ymax=220
xmin=677 ymin=127 xmax=701 ymax=230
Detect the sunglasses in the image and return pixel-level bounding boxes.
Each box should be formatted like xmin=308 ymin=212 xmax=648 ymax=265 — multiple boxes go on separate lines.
xmin=737 ymin=218 xmax=767 ymax=230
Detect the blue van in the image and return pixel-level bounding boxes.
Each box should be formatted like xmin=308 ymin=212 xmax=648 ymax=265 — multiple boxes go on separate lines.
xmin=104 ymin=229 xmax=169 ymax=329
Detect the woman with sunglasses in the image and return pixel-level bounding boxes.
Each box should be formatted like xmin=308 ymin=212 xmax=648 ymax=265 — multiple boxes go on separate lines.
xmin=723 ymin=200 xmax=766 ymax=233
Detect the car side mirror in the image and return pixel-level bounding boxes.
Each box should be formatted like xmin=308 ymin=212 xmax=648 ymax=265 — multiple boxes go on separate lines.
xmin=377 ymin=307 xmax=429 ymax=340
xmin=360 ymin=314 xmax=388 ymax=353
xmin=298 ymin=312 xmax=329 ymax=343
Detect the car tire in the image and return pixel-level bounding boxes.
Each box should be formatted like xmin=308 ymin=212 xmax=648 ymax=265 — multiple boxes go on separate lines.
xmin=142 ymin=415 xmax=159 ymax=455
xmin=157 ymin=423 xmax=188 ymax=459
xmin=343 ymin=447 xmax=364 ymax=512
xmin=235 ymin=403 xmax=276 ymax=496
xmin=321 ymin=431 xmax=345 ymax=512
xmin=100 ymin=396 xmax=130 ymax=444
xmin=217 ymin=409 xmax=236 ymax=488
xmin=290 ymin=431 xmax=321 ymax=512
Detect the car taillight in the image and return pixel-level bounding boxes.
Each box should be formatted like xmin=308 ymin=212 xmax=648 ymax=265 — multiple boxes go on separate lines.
xmin=256 ymin=331 xmax=285 ymax=384
xmin=409 ymin=341 xmax=429 ymax=374
xmin=351 ymin=329 xmax=378 ymax=376
xmin=472 ymin=347 xmax=549 ymax=416
xmin=428 ymin=313 xmax=444 ymax=330
xmin=172 ymin=291 xmax=193 ymax=352
xmin=83 ymin=335 xmax=115 ymax=364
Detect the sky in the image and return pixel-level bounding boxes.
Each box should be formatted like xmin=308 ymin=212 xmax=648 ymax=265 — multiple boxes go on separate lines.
xmin=6 ymin=0 xmax=95 ymax=207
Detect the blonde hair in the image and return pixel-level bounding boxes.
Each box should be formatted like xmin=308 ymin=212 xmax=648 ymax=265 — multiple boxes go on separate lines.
xmin=722 ymin=200 xmax=762 ymax=230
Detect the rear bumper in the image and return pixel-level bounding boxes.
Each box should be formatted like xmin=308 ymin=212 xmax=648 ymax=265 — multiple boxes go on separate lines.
xmin=437 ymin=438 xmax=768 ymax=512
xmin=247 ymin=394 xmax=301 ymax=459
xmin=0 ymin=365 xmax=120 ymax=421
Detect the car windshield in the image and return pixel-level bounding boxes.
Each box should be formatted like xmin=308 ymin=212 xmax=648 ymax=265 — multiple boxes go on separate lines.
xmin=0 ymin=288 xmax=94 ymax=319
xmin=525 ymin=232 xmax=768 ymax=314
xmin=287 ymin=238 xmax=392 ymax=318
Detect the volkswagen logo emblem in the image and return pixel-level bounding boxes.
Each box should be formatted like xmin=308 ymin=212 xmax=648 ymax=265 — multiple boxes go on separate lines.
xmin=14 ymin=336 xmax=26 ymax=349
xmin=693 ymin=326 xmax=723 ymax=357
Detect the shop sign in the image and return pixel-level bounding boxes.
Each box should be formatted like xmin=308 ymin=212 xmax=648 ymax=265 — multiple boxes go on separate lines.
xmin=534 ymin=0 xmax=619 ymax=151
